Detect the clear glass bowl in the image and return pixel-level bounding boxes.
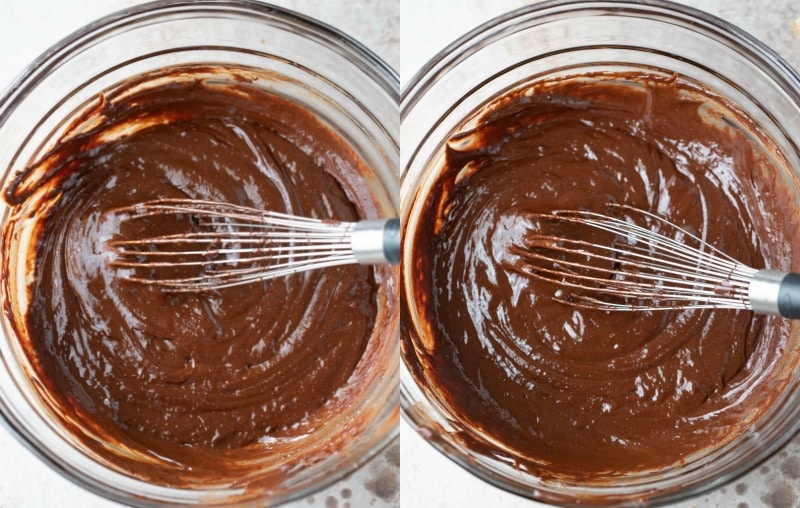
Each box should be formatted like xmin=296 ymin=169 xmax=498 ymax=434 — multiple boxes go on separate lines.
xmin=401 ymin=0 xmax=800 ymax=505
xmin=0 ymin=1 xmax=399 ymax=505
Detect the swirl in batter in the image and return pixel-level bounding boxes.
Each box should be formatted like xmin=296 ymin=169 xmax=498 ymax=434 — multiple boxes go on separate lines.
xmin=405 ymin=72 xmax=798 ymax=478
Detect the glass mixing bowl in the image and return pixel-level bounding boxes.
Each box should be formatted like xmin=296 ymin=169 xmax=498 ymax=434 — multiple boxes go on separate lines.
xmin=0 ymin=1 xmax=398 ymax=505
xmin=401 ymin=0 xmax=800 ymax=505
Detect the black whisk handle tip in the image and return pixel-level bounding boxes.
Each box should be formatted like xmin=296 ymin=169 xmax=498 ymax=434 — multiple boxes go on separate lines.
xmin=778 ymin=272 xmax=800 ymax=319
xmin=383 ymin=218 xmax=400 ymax=265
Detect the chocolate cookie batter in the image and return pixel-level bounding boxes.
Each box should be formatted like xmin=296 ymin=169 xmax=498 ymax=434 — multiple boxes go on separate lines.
xmin=405 ymin=72 xmax=798 ymax=479
xmin=3 ymin=66 xmax=389 ymax=484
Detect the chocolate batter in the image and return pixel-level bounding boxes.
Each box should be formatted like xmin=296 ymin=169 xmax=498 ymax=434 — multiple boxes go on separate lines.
xmin=404 ymin=72 xmax=799 ymax=479
xmin=3 ymin=66 xmax=389 ymax=484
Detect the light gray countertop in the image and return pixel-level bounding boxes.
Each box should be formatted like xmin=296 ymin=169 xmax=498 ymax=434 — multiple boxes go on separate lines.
xmin=400 ymin=1 xmax=800 ymax=508
xmin=0 ymin=1 xmax=398 ymax=507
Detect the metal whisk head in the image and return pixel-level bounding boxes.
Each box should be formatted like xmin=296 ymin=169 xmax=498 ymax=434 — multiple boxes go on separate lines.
xmin=107 ymin=199 xmax=398 ymax=291
xmin=517 ymin=204 xmax=759 ymax=311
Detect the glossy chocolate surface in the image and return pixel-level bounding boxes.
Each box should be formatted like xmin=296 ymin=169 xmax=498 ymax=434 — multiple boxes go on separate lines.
xmin=405 ymin=72 xmax=797 ymax=479
xmin=3 ymin=66 xmax=384 ymax=484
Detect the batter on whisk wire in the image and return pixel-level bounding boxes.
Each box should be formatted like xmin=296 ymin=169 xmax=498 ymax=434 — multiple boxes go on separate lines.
xmin=405 ymin=71 xmax=800 ymax=478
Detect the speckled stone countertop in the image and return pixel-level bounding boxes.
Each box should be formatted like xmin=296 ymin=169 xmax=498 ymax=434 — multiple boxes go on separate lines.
xmin=0 ymin=1 xmax=398 ymax=507
xmin=400 ymin=2 xmax=800 ymax=508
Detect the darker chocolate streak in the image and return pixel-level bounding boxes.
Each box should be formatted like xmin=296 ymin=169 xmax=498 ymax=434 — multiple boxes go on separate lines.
xmin=408 ymin=73 xmax=794 ymax=478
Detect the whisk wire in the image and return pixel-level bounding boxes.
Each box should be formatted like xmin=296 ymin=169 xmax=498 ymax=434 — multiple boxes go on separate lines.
xmin=107 ymin=198 xmax=395 ymax=291
xmin=521 ymin=204 xmax=758 ymax=311
xmin=122 ymin=255 xmax=357 ymax=290
xmin=524 ymin=234 xmax=751 ymax=290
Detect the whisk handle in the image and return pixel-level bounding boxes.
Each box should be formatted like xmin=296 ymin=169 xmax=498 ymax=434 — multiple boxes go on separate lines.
xmin=749 ymin=270 xmax=800 ymax=319
xmin=382 ymin=218 xmax=400 ymax=264
xmin=352 ymin=219 xmax=400 ymax=265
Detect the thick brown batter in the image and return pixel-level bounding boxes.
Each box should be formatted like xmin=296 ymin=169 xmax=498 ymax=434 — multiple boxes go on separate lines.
xmin=3 ymin=66 xmax=387 ymax=484
xmin=405 ymin=72 xmax=799 ymax=479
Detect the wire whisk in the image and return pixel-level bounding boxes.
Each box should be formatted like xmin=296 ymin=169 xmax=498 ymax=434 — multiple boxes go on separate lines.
xmin=107 ymin=199 xmax=399 ymax=291
xmin=516 ymin=204 xmax=800 ymax=318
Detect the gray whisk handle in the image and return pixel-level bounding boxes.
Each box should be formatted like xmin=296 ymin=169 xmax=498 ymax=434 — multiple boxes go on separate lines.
xmin=382 ymin=218 xmax=400 ymax=264
xmin=351 ymin=219 xmax=400 ymax=265
xmin=749 ymin=270 xmax=800 ymax=318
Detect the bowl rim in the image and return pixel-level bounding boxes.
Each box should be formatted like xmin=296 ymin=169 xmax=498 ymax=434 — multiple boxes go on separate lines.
xmin=0 ymin=0 xmax=399 ymax=120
